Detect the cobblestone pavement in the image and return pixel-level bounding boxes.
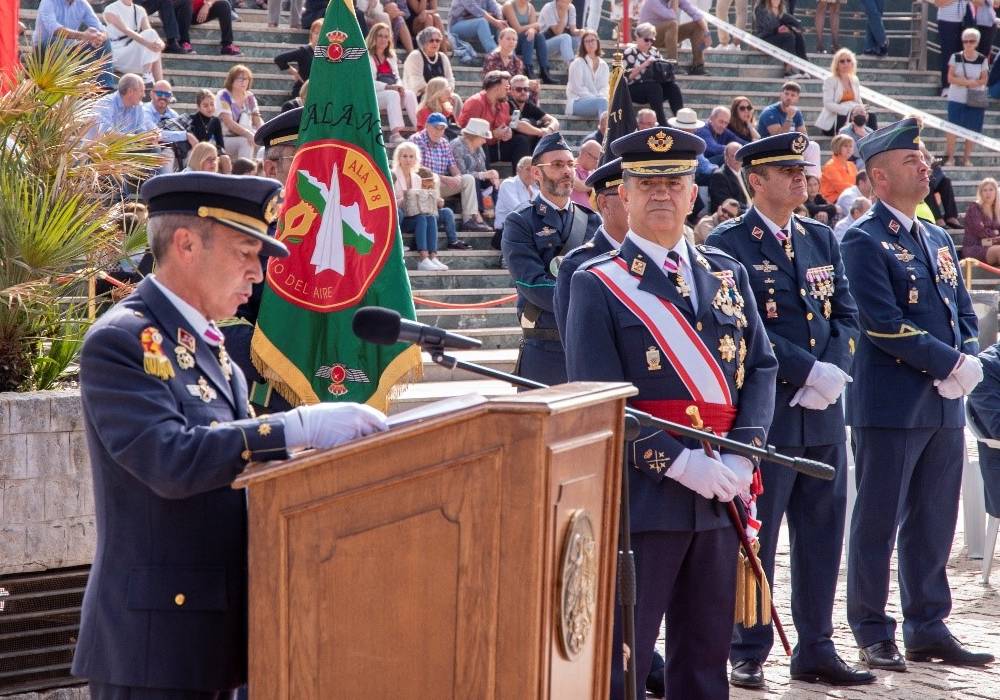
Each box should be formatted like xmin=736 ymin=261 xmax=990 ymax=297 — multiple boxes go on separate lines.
xmin=653 ymin=477 xmax=1000 ymax=698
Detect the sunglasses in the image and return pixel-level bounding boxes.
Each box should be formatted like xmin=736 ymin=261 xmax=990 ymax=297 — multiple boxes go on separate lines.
xmin=963 ymin=38 xmax=978 ymax=43
xmin=539 ymin=160 xmax=576 ymax=170
xmin=427 ymin=38 xmax=442 ymax=43
xmin=512 ymin=86 xmax=530 ymax=92
xmin=153 ymin=90 xmax=172 ymax=98
xmin=838 ymin=58 xmax=853 ymax=63
xmin=638 ymin=36 xmax=653 ymax=42
xmin=738 ymin=104 xmax=753 ymax=111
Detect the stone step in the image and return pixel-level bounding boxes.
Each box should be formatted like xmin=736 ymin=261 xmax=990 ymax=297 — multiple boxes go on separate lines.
xmin=407 ymin=268 xmax=513 ymax=290
xmin=404 ymin=249 xmax=504 ymax=271
xmin=411 ymin=286 xmax=516 ymax=304
xmin=415 ymin=306 xmax=517 ymax=330
xmin=419 ymin=348 xmax=518 ymax=381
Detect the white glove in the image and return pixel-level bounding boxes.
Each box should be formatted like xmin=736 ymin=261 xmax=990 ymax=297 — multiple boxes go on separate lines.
xmin=805 ymin=361 xmax=852 ymax=402
xmin=933 ymin=375 xmax=966 ymax=400
xmin=720 ymin=453 xmax=755 ymax=496
xmin=667 ymin=448 xmax=740 ymax=502
xmin=283 ymin=403 xmax=388 ymax=450
xmin=952 ymin=354 xmax=984 ymax=394
xmin=789 ymin=386 xmax=833 ymax=411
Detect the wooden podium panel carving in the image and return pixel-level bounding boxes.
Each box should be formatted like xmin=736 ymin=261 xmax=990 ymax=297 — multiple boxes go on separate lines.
xmin=234 ymin=382 xmax=635 ymax=700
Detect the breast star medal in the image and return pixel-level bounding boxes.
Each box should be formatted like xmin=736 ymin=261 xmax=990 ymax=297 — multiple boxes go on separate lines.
xmin=719 ymin=335 xmax=737 ymax=363
xmin=646 ymin=346 xmax=662 ymax=371
xmin=217 ymin=344 xmax=233 ymax=382
xmin=175 ymin=328 xmax=196 ymax=370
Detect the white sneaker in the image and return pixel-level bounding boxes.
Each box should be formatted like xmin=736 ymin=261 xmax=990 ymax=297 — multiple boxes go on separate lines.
xmin=142 ymin=72 xmax=154 ymax=86
xmin=430 ymin=257 xmax=449 ymax=270
xmin=417 ymin=258 xmax=439 ymax=271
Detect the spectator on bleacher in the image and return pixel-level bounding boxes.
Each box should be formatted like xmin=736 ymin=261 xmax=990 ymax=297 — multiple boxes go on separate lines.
xmin=367 ymin=23 xmax=419 ymax=146
xmin=581 ymin=110 xmax=607 ymax=146
xmin=406 ymin=0 xmax=448 ymax=48
xmin=832 ymin=195 xmax=870 ymax=241
xmin=859 ymin=0 xmax=887 ymax=56
xmin=752 ymin=0 xmax=807 ymax=77
xmin=622 ymin=23 xmax=685 ymax=127
xmin=963 ymin=177 xmax=1000 ymax=263
xmin=570 ymin=139 xmax=601 ymax=206
xmin=813 ymin=0 xmax=843 ymax=54
xmin=410 ymin=112 xmax=486 ymax=232
xmin=508 ymin=74 xmax=559 ymax=158
xmin=267 ymin=0 xmax=300 ymax=28
xmin=416 ymin=77 xmax=459 ymax=130
xmin=359 ymin=0 xmax=414 ymax=52
xmin=274 ymin=18 xmax=320 ymax=98
xmin=972 ymin=0 xmax=997 ymax=55
xmin=458 ymin=70 xmax=515 ymax=164
xmin=539 ymin=0 xmax=584 ymax=65
xmin=757 ymin=81 xmax=805 ymax=135
xmin=695 ymin=106 xmax=737 ymax=164
xmin=944 ymin=27 xmax=988 ymax=167
xmin=566 ymin=30 xmax=609 ymax=117
xmin=820 ymin=133 xmax=857 ymax=204
xmin=837 ymin=103 xmax=874 ymax=169
xmin=185 ymin=141 xmax=220 ymax=171
xmin=726 ymin=96 xmax=760 ymax=143
xmin=186 ymin=88 xmax=231 ymax=172
xmin=281 ymin=79 xmax=308 ymax=112
xmin=666 ymin=107 xmax=717 ymax=187
xmin=144 ymin=79 xmax=190 ymax=170
xmin=135 ymin=0 xmax=193 ymax=53
xmin=34 ymin=0 xmax=114 ymax=90
xmin=92 ymin=73 xmax=156 ymax=137
xmin=449 ymin=0 xmax=506 ymax=54
xmin=816 ymin=48 xmax=867 ymax=135
xmin=393 ymin=142 xmax=450 ymax=270
xmin=502 ymin=0 xmax=555 ymax=83
xmin=191 ymin=0 xmax=241 ymax=54
xmin=451 ymin=117 xmax=502 ymax=219
xmin=715 ymin=0 xmax=748 ymax=51
xmin=103 ymin=0 xmax=164 ymax=83
xmin=694 ymin=198 xmax=742 ymax=243
xmin=918 ymin=140 xmax=962 ymax=228
xmin=835 ymin=169 xmax=872 ymax=217
xmin=708 ymin=141 xmax=750 ymax=211
xmin=403 ymin=27 xmax=460 ymax=105
xmin=216 ymin=64 xmax=262 ymax=160
xmin=805 ymin=174 xmax=838 ymax=224
xmin=301 ymin=0 xmax=329 ymax=28
xmin=231 ymin=157 xmax=257 ymax=174
xmin=494 ymin=155 xmax=538 ymax=241
xmin=935 ymin=0 xmax=970 ymax=91
xmin=638 ymin=0 xmax=709 ymax=75
xmin=482 ymin=28 xmax=540 ymax=104
xmin=636 ymin=108 xmax=658 ymax=130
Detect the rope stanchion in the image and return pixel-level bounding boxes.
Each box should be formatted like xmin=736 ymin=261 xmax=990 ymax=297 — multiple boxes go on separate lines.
xmin=962 ymin=257 xmax=1000 ymax=288
xmin=411 ymin=293 xmax=518 ymax=309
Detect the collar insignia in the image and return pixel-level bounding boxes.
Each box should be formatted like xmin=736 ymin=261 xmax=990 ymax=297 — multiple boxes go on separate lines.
xmin=751 ymin=226 xmax=764 ymax=240
xmin=888 ymin=219 xmax=901 ymax=234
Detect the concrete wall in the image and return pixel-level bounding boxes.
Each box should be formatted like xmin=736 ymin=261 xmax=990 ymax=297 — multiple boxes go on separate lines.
xmin=0 ymin=391 xmax=94 ymax=575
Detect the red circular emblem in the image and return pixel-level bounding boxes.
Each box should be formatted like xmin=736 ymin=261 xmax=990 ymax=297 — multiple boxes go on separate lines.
xmin=267 ymin=140 xmax=396 ymax=312
xmin=330 ymin=364 xmax=346 ymax=383
xmin=326 ymin=44 xmax=343 ymax=62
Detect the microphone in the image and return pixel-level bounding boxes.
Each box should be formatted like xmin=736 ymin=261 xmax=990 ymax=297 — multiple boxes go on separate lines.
xmin=352 ymin=306 xmax=482 ymax=350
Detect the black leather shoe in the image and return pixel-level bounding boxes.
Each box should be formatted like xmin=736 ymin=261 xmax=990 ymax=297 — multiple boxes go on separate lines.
xmin=906 ymin=635 xmax=995 ymax=666
xmin=730 ymin=659 xmax=765 ymax=689
xmin=790 ymin=654 xmax=877 ymax=686
xmin=859 ymin=640 xmax=907 ymax=671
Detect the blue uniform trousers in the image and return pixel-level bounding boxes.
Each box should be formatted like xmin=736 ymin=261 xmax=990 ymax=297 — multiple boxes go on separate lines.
xmin=730 ymin=442 xmax=847 ymax=667
xmin=847 ymin=427 xmax=963 ymax=649
xmin=516 ymin=338 xmax=567 ymax=386
xmin=609 ymin=528 xmax=738 ymax=700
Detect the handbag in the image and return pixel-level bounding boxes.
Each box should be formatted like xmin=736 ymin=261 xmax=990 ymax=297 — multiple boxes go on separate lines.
xmin=376 ymin=72 xmax=398 ymax=85
xmin=402 ymin=189 xmax=438 ymax=216
xmin=961 ymin=56 xmax=990 ymax=108
xmin=642 ymin=59 xmax=675 ymax=83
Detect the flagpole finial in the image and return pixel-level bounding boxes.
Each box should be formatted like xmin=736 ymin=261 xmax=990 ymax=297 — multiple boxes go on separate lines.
xmin=612 ymin=51 xmax=624 ymax=68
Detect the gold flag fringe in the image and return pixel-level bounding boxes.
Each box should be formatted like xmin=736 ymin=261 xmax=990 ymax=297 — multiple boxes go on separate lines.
xmin=734 ymin=539 xmax=771 ymax=628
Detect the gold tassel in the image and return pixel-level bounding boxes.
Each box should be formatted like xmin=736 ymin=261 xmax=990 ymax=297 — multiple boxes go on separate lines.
xmin=744 ymin=545 xmax=758 ymax=628
xmin=734 ymin=549 xmax=746 ymax=624
xmin=760 ymin=569 xmax=772 ymax=626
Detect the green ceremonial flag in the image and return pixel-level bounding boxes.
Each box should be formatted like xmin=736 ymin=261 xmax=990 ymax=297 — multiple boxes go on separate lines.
xmin=251 ymin=0 xmax=421 ymax=411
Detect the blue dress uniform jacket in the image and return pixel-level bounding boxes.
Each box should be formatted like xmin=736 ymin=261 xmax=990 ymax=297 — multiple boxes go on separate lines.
xmin=840 ymin=200 xmax=979 ymax=428
xmin=553 ymin=226 xmax=615 ymax=344
xmin=706 ymin=209 xmax=860 ymax=446
xmin=71 ymin=278 xmax=289 ymax=692
xmin=966 ymin=342 xmax=1000 ymax=517
xmin=565 ymin=237 xmax=777 ymax=533
xmin=502 ymin=194 xmax=602 ymax=385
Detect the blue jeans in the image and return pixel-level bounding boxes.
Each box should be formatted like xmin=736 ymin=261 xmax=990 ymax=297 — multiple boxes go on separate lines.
xmin=401 ymin=214 xmax=438 ymax=252
xmin=438 ymin=206 xmax=458 ymax=243
xmin=545 ymin=33 xmax=576 ymax=63
xmin=570 ymin=96 xmax=607 ymax=118
xmin=450 ymin=18 xmax=497 ymax=53
xmin=516 ymin=32 xmax=549 ymax=73
xmin=859 ymin=0 xmax=886 ymax=52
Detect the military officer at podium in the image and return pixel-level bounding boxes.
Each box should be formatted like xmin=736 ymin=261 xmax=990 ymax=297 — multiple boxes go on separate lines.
xmin=72 ymin=172 xmax=387 ymax=700
xmin=221 ymin=107 xmax=302 ymax=413
xmin=841 ymin=118 xmax=994 ymax=671
xmin=704 ymin=133 xmax=872 ymax=689
xmin=502 ymin=132 xmax=601 ymax=385
xmin=564 ymin=127 xmax=777 ymax=699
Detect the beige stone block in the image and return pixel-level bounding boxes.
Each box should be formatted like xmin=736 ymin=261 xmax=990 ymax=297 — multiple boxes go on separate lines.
xmin=49 ymin=392 xmax=84 ymax=432
xmin=44 ymin=478 xmax=86 ymax=520
xmin=0 ymin=525 xmax=27 ymax=573
xmin=69 ymin=431 xmax=91 ymax=476
xmin=65 ymin=516 xmax=96 ymax=565
xmin=0 ymin=394 xmax=11 ymax=436
xmin=25 ymin=522 xmax=68 ymax=567
xmin=7 ymin=392 xmax=51 ymax=434
xmin=0 ymin=434 xmax=27 ymax=479
xmin=3 ymin=479 xmax=45 ymax=524
xmin=25 ymin=431 xmax=70 ymax=479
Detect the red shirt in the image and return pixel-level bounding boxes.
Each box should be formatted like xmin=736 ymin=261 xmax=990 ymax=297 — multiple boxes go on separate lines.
xmin=457 ymin=91 xmax=511 ymax=145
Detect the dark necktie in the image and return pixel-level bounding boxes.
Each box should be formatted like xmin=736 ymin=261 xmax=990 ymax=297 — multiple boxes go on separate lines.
xmin=664 ymin=251 xmax=691 ymax=300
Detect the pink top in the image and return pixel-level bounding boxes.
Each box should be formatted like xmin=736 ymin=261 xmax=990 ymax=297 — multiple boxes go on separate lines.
xmin=571 ymin=165 xmax=592 ymax=207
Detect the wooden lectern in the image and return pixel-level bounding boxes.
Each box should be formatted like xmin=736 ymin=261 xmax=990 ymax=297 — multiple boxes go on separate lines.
xmin=233 ymin=382 xmax=636 ymax=699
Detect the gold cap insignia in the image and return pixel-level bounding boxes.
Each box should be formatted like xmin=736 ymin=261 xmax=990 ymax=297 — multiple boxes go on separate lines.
xmin=791 ymin=135 xmax=808 ymax=154
xmin=264 ymin=192 xmax=281 ymax=224
xmin=647 ymin=131 xmax=673 ymax=153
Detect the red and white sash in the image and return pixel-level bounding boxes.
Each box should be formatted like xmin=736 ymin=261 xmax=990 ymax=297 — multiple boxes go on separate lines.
xmin=589 ymin=257 xmax=733 ymax=406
